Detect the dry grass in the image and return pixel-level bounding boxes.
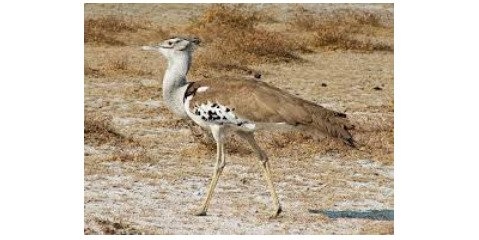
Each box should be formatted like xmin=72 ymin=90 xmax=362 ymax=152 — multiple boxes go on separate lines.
xmin=184 ymin=4 xmax=392 ymax=75
xmin=84 ymin=15 xmax=169 ymax=46
xmin=84 ymin=111 xmax=151 ymax=162
xmin=101 ymin=54 xmax=152 ymax=77
xmin=84 ymin=218 xmax=146 ymax=235
xmin=84 ymin=111 xmax=125 ymax=146
xmin=84 ymin=62 xmax=104 ymax=77
xmin=84 ymin=15 xmax=168 ymax=78
xmin=290 ymin=6 xmax=393 ymax=52
xmin=185 ymin=4 xmax=305 ymax=75
xmin=84 ymin=4 xmax=392 ymax=77
xmin=85 ymin=15 xmax=146 ymax=45
xmin=84 ymin=51 xmax=154 ymax=77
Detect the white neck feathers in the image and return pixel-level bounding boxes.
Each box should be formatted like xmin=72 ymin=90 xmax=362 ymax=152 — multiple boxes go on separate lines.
xmin=162 ymin=51 xmax=192 ymax=118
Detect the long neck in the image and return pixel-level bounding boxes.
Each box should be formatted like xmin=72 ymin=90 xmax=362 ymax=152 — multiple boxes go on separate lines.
xmin=162 ymin=51 xmax=192 ymax=117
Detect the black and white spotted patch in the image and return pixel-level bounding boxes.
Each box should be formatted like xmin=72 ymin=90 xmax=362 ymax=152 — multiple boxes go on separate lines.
xmin=183 ymin=85 xmax=255 ymax=130
xmin=192 ymin=102 xmax=248 ymax=126
xmin=189 ymin=102 xmax=254 ymax=130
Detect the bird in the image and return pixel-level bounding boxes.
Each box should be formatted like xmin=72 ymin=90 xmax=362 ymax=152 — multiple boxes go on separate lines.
xmin=142 ymin=36 xmax=355 ymax=218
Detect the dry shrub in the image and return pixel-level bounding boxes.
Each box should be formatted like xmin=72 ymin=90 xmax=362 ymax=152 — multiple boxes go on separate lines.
xmin=192 ymin=4 xmax=262 ymax=30
xmin=290 ymin=7 xmax=393 ymax=52
xmin=186 ymin=4 xmax=303 ymax=74
xmin=84 ymin=111 xmax=150 ymax=162
xmin=292 ymin=7 xmax=384 ymax=31
xmin=85 ymin=15 xmax=146 ymax=45
xmin=193 ymin=29 xmax=302 ymax=72
xmin=84 ymin=111 xmax=125 ymax=146
xmin=312 ymin=27 xmax=393 ymax=52
xmin=85 ymin=15 xmax=149 ymax=32
xmin=84 ymin=218 xmax=145 ymax=235
xmin=85 ymin=15 xmax=169 ymax=46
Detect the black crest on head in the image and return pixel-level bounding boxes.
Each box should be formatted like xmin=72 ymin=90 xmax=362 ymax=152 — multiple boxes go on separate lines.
xmin=169 ymin=36 xmax=201 ymax=45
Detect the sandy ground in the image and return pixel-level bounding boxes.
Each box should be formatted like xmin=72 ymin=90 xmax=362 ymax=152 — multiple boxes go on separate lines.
xmin=84 ymin=3 xmax=394 ymax=235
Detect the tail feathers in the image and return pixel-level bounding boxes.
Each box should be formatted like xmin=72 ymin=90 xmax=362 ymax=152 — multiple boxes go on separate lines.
xmin=331 ymin=124 xmax=357 ymax=149
xmin=306 ymin=104 xmax=357 ymax=148
xmin=335 ymin=124 xmax=357 ymax=148
xmin=343 ymin=136 xmax=357 ymax=148
xmin=340 ymin=122 xmax=357 ymax=148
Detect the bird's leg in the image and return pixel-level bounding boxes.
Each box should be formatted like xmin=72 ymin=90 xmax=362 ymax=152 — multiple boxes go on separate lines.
xmin=237 ymin=132 xmax=282 ymax=218
xmin=195 ymin=127 xmax=226 ymax=216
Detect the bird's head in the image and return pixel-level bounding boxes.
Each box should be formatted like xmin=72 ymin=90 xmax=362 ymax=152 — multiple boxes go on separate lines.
xmin=142 ymin=36 xmax=201 ymax=60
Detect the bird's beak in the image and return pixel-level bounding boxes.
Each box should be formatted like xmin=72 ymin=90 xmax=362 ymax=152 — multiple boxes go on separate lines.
xmin=142 ymin=45 xmax=159 ymax=51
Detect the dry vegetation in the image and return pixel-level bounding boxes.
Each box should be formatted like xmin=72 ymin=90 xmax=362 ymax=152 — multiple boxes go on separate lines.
xmin=84 ymin=15 xmax=169 ymax=46
xmin=84 ymin=54 xmax=153 ymax=77
xmin=84 ymin=3 xmax=393 ymax=235
xmin=84 ymin=4 xmax=393 ymax=76
xmin=84 ymin=110 xmax=150 ymax=162
xmin=186 ymin=4 xmax=303 ymax=74
xmin=84 ymin=217 xmax=149 ymax=235
xmin=289 ymin=6 xmax=393 ymax=52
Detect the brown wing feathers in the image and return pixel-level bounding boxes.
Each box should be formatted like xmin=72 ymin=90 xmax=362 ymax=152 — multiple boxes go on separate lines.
xmin=186 ymin=77 xmax=355 ymax=146
xmin=303 ymin=102 xmax=356 ymax=147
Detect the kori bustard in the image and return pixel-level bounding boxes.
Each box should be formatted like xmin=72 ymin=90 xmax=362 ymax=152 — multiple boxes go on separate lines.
xmin=142 ymin=37 xmax=355 ymax=218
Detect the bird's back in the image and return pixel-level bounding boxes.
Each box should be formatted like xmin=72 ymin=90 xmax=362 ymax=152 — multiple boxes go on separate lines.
xmin=185 ymin=76 xmax=355 ymax=146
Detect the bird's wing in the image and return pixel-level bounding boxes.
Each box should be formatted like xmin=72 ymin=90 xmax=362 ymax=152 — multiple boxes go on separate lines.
xmin=185 ymin=77 xmax=354 ymax=144
xmin=185 ymin=77 xmax=311 ymax=124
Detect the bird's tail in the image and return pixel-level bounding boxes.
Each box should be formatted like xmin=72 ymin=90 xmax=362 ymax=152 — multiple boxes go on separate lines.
xmin=304 ymin=103 xmax=356 ymax=148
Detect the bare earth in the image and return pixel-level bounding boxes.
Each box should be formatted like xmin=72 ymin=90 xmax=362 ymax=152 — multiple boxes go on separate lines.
xmin=84 ymin=3 xmax=394 ymax=235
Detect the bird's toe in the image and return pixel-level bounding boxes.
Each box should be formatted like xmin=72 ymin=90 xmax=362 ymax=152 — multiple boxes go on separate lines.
xmin=194 ymin=209 xmax=207 ymax=217
xmin=269 ymin=206 xmax=283 ymax=219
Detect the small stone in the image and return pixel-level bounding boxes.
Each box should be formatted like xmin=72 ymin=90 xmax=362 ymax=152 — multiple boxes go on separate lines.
xmin=321 ymin=83 xmax=327 ymax=87
xmin=373 ymin=86 xmax=383 ymax=91
xmin=308 ymin=209 xmax=321 ymax=214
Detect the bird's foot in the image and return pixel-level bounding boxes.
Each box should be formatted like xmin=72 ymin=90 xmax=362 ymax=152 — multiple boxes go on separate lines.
xmin=194 ymin=209 xmax=207 ymax=217
xmin=269 ymin=206 xmax=283 ymax=219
